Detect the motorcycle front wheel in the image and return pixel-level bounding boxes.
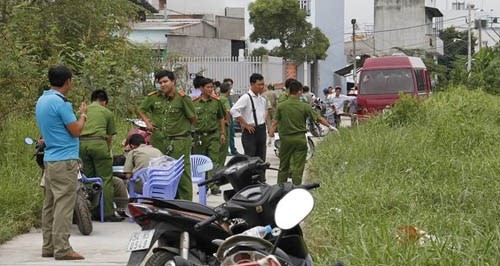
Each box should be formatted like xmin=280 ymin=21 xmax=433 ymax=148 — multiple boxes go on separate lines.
xmin=306 ymin=138 xmax=315 ymax=161
xmin=74 ymin=188 xmax=93 ymax=235
xmin=145 ymin=251 xmax=176 ymax=266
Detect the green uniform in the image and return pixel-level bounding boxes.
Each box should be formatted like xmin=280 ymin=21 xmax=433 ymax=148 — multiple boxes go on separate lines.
xmin=274 ymin=96 xmax=318 ymax=185
xmin=277 ymin=88 xmax=289 ymax=105
xmin=79 ymin=102 xmax=116 ymax=218
xmin=218 ymin=95 xmax=231 ymax=166
xmin=192 ymin=96 xmax=225 ymax=188
xmin=139 ymin=90 xmax=196 ymax=200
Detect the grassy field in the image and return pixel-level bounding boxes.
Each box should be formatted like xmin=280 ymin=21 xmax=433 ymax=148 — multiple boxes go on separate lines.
xmin=306 ymin=87 xmax=500 ymax=265
xmin=0 ymin=115 xmax=131 ymax=244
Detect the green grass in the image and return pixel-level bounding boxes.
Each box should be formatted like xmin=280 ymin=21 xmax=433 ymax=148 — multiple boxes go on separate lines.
xmin=0 ymin=114 xmax=132 ymax=244
xmin=306 ymin=87 xmax=500 ymax=265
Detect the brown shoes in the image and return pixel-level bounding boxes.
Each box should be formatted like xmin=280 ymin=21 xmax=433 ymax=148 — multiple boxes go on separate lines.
xmin=41 ymin=252 xmax=53 ymax=258
xmin=54 ymin=251 xmax=85 ymax=260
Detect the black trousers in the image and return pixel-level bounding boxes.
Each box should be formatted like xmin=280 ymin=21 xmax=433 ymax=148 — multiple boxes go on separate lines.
xmin=241 ymin=124 xmax=267 ymax=161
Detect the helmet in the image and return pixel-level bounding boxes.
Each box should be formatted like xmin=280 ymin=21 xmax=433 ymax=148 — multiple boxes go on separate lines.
xmin=322 ymin=88 xmax=329 ymax=95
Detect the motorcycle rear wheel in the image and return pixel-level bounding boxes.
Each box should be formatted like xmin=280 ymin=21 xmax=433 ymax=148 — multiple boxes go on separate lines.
xmin=145 ymin=250 xmax=175 ymax=266
xmin=74 ymin=189 xmax=93 ymax=235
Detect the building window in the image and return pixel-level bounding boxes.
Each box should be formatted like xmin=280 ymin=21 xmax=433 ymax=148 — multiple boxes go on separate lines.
xmin=298 ymin=0 xmax=311 ymax=16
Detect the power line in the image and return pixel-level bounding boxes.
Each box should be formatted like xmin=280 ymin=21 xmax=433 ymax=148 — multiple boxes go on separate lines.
xmin=343 ymin=16 xmax=467 ymax=35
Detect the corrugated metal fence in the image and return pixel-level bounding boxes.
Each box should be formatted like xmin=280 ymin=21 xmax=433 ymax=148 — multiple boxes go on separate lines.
xmin=172 ymin=56 xmax=283 ymax=95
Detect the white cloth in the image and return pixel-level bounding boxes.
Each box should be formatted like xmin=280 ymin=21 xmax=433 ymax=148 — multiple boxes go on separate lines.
xmin=230 ymin=90 xmax=267 ymax=126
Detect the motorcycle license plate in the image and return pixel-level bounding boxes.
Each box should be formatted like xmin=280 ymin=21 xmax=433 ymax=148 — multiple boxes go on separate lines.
xmin=127 ymin=229 xmax=155 ymax=251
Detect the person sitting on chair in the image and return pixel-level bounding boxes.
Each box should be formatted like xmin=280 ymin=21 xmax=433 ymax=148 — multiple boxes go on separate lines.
xmin=123 ymin=134 xmax=163 ymax=193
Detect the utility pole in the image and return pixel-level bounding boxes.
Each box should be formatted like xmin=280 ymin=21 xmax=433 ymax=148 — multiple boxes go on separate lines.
xmin=351 ymin=18 xmax=357 ymax=86
xmin=467 ymin=3 xmax=474 ymax=73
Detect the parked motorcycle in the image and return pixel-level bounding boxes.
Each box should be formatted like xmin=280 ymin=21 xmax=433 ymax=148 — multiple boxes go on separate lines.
xmin=125 ymin=155 xmax=297 ymax=266
xmin=25 ymin=137 xmax=101 ymax=235
xmin=168 ymin=187 xmax=317 ymax=266
xmin=124 ymin=118 xmax=152 ymax=149
xmin=273 ymin=133 xmax=315 ymax=161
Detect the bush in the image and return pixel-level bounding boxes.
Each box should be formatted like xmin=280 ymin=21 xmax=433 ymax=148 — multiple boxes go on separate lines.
xmin=0 ymin=115 xmax=131 ymax=244
xmin=306 ymin=87 xmax=500 ymax=265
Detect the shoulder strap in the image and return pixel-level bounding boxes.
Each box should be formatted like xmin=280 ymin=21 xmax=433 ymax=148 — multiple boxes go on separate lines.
xmin=247 ymin=93 xmax=258 ymax=126
xmin=55 ymin=94 xmax=69 ymax=102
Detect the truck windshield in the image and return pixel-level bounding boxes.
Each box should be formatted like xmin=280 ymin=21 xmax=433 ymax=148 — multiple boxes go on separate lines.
xmin=360 ymin=69 xmax=414 ymax=95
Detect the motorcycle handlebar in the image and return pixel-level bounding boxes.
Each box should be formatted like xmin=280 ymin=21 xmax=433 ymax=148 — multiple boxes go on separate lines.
xmin=297 ymin=182 xmax=320 ymax=190
xmin=197 ymin=175 xmax=220 ymax=187
xmin=194 ymin=215 xmax=218 ymax=231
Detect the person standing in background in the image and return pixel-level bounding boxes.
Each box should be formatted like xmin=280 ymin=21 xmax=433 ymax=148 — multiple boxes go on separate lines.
xmin=190 ymin=75 xmax=204 ymax=99
xmin=223 ymin=78 xmax=240 ymax=155
xmin=262 ymin=84 xmax=278 ymax=132
xmin=230 ymin=73 xmax=267 ymax=161
xmin=268 ymin=80 xmax=336 ymax=185
xmin=79 ymin=89 xmax=121 ymax=222
xmin=192 ymin=78 xmax=226 ymax=195
xmin=139 ymin=70 xmax=197 ymax=200
xmin=36 ymin=65 xmax=86 ymax=260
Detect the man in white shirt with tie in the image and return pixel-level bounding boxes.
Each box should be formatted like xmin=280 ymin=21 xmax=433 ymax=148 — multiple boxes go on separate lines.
xmin=230 ymin=73 xmax=267 ymax=161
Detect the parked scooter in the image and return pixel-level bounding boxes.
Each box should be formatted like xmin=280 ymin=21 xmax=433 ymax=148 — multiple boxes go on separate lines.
xmin=273 ymin=133 xmax=315 ymax=161
xmin=125 ymin=155 xmax=287 ymax=266
xmin=25 ymin=137 xmax=100 ymax=235
xmin=124 ymin=118 xmax=152 ymax=150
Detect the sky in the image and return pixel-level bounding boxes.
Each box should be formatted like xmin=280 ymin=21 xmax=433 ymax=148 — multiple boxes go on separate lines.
xmin=345 ymin=0 xmax=500 ymax=32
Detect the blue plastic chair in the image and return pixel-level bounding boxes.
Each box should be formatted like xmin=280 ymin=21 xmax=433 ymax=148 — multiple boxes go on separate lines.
xmin=190 ymin=155 xmax=213 ymax=205
xmin=80 ymin=174 xmax=104 ymax=222
xmin=143 ymin=165 xmax=184 ymax=199
xmin=129 ymin=155 xmax=184 ymax=200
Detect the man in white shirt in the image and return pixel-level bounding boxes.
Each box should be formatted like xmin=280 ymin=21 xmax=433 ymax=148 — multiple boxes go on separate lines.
xmin=329 ymin=86 xmax=357 ymax=128
xmin=230 ymin=73 xmax=267 ymax=161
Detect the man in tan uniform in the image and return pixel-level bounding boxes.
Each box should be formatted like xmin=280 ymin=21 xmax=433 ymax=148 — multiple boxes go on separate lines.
xmin=123 ymin=134 xmax=163 ymax=193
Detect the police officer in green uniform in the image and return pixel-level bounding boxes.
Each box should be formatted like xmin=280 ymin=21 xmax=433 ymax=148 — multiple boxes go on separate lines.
xmin=139 ymin=70 xmax=197 ymax=200
xmin=79 ymin=89 xmax=120 ymax=221
xmin=268 ymin=80 xmax=336 ymax=185
xmin=192 ymin=78 xmax=226 ymax=195
xmin=217 ymin=82 xmax=232 ymax=166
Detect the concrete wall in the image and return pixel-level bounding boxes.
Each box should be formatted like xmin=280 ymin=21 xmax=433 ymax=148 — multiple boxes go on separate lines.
xmin=166 ymin=0 xmax=226 ymax=16
xmin=216 ymin=16 xmax=245 ymax=40
xmin=167 ymin=36 xmax=232 ymax=57
xmin=374 ymin=0 xmax=427 ymax=56
xmin=128 ymin=29 xmax=168 ymax=49
xmin=314 ymin=0 xmax=346 ymax=93
xmin=170 ymin=23 xmax=216 ymax=38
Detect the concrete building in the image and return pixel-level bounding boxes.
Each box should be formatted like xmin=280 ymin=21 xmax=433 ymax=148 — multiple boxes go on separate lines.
xmin=373 ymin=0 xmax=444 ymax=56
xmin=128 ymin=0 xmax=245 ymax=57
xmin=130 ymin=0 xmax=346 ymax=95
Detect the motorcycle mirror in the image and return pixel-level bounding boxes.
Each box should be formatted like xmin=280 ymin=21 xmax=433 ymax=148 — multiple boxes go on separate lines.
xmin=24 ymin=137 xmax=34 ymax=145
xmin=274 ymin=188 xmax=314 ymax=230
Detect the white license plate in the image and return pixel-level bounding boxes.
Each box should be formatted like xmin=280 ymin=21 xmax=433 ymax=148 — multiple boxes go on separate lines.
xmin=127 ymin=229 xmax=155 ymax=251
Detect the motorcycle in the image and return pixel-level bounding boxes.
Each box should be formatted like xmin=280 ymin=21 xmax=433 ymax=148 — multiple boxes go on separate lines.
xmin=167 ymin=187 xmax=318 ymax=266
xmin=25 ymin=137 xmax=101 ymax=235
xmin=124 ymin=118 xmax=152 ymax=150
xmin=126 ymin=155 xmax=306 ymax=266
xmin=309 ymin=99 xmax=330 ymax=138
xmin=273 ymin=133 xmax=315 ymax=161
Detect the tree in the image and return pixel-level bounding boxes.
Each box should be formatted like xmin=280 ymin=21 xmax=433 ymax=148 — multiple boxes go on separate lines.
xmin=0 ymin=0 xmax=161 ymax=127
xmin=438 ymin=27 xmax=476 ymax=78
xmin=250 ymin=47 xmax=269 ymax=57
xmin=248 ymin=0 xmax=329 ymax=63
